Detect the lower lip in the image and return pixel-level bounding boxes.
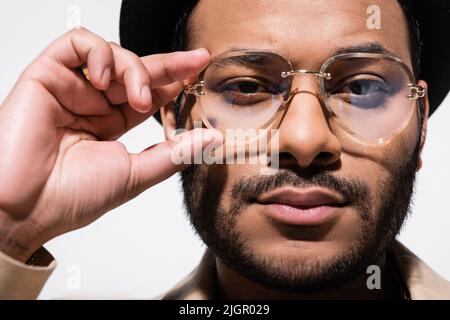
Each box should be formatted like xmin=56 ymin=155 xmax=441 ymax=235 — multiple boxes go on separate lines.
xmin=263 ymin=203 xmax=342 ymax=226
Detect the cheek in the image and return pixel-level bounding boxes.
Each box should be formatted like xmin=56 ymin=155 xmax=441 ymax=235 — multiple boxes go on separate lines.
xmin=372 ymin=112 xmax=421 ymax=174
xmin=340 ymin=154 xmax=387 ymax=211
xmin=212 ymin=163 xmax=268 ymax=210
xmin=338 ymin=111 xmax=421 ymax=219
xmin=340 ymin=103 xmax=421 ymax=177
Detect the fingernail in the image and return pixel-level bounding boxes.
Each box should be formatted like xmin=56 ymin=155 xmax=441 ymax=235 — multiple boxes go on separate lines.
xmin=102 ymin=67 xmax=111 ymax=84
xmin=190 ymin=48 xmax=209 ymax=57
xmin=141 ymin=85 xmax=152 ymax=104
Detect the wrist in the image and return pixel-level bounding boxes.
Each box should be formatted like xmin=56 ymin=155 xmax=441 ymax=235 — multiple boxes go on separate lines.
xmin=0 ymin=215 xmax=44 ymax=263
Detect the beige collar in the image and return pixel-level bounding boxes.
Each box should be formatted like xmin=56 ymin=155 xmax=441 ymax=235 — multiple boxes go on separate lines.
xmin=390 ymin=241 xmax=450 ymax=299
xmin=160 ymin=240 xmax=450 ymax=300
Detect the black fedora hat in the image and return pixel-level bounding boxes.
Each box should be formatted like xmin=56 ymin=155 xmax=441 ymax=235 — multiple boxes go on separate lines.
xmin=120 ymin=0 xmax=450 ymax=123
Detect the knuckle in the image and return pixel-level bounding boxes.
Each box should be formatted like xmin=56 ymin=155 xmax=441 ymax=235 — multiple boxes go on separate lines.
xmin=108 ymin=41 xmax=120 ymax=48
xmin=64 ymin=26 xmax=90 ymax=42
xmin=68 ymin=25 xmax=89 ymax=35
xmin=124 ymin=50 xmax=141 ymax=65
xmin=22 ymin=56 xmax=54 ymax=82
xmin=118 ymin=50 xmax=149 ymax=80
xmin=96 ymin=40 xmax=113 ymax=56
xmin=112 ymin=44 xmax=140 ymax=63
xmin=67 ymin=27 xmax=111 ymax=54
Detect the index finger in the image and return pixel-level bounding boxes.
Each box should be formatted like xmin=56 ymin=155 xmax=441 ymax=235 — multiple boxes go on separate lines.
xmin=141 ymin=48 xmax=211 ymax=89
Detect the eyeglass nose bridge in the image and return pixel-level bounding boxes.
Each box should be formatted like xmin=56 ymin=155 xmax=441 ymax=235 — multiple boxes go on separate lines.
xmin=281 ymin=69 xmax=332 ymax=80
xmin=280 ymin=69 xmax=330 ymax=108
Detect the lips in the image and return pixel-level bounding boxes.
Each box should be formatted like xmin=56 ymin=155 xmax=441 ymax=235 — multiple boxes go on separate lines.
xmin=256 ymin=187 xmax=348 ymax=226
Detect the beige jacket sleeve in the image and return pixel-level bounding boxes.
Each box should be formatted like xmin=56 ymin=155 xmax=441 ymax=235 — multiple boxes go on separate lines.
xmin=0 ymin=248 xmax=56 ymax=300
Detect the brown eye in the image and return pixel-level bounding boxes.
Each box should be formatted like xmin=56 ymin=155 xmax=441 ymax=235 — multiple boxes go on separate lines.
xmin=347 ymin=80 xmax=388 ymax=96
xmin=216 ymin=79 xmax=281 ymax=107
xmin=220 ymin=81 xmax=272 ymax=95
xmin=218 ymin=79 xmax=281 ymax=96
xmin=237 ymin=82 xmax=260 ymax=94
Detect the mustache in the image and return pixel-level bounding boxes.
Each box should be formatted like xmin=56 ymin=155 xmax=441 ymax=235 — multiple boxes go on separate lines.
xmin=231 ymin=169 xmax=371 ymax=220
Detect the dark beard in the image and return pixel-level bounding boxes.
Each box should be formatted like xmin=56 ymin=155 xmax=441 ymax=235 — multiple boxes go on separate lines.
xmin=180 ymin=145 xmax=420 ymax=294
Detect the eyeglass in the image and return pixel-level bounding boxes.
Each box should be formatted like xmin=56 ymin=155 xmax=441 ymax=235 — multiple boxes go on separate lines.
xmin=180 ymin=50 xmax=425 ymax=145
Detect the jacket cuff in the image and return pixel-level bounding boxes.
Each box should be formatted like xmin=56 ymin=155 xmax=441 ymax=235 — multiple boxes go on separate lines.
xmin=0 ymin=247 xmax=56 ymax=299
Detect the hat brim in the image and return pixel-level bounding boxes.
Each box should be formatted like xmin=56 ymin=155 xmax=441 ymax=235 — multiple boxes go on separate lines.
xmin=120 ymin=0 xmax=450 ymax=123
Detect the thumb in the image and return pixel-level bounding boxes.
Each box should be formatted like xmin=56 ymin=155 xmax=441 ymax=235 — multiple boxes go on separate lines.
xmin=126 ymin=128 xmax=223 ymax=196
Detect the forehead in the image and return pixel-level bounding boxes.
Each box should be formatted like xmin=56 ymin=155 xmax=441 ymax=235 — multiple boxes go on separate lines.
xmin=189 ymin=0 xmax=411 ymax=68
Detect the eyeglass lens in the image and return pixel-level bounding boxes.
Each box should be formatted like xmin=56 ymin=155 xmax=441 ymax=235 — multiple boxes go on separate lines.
xmin=193 ymin=51 xmax=418 ymax=144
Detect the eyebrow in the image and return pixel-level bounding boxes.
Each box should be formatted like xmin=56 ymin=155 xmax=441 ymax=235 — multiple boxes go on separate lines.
xmin=213 ymin=42 xmax=398 ymax=66
xmin=210 ymin=53 xmax=274 ymax=69
xmin=331 ymin=42 xmax=396 ymax=56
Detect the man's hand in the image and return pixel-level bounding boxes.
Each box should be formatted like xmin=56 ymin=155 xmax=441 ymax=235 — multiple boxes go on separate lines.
xmin=0 ymin=27 xmax=217 ymax=262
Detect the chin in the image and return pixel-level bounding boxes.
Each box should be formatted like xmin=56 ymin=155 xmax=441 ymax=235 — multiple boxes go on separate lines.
xmin=226 ymin=238 xmax=369 ymax=294
xmin=247 ymin=236 xmax=355 ymax=266
xmin=236 ymin=205 xmax=364 ymax=262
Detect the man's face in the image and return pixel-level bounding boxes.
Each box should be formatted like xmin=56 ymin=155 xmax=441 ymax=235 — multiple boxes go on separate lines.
xmin=173 ymin=0 xmax=427 ymax=292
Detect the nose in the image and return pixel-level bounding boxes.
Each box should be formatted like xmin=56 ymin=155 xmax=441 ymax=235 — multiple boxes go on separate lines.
xmin=276 ymin=78 xmax=342 ymax=169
